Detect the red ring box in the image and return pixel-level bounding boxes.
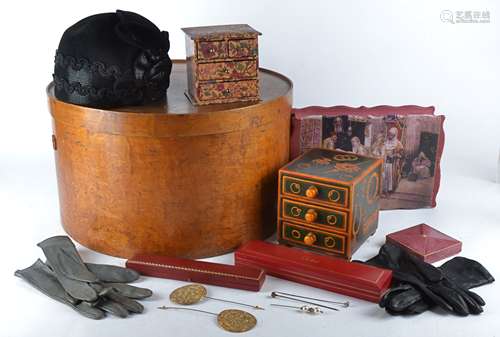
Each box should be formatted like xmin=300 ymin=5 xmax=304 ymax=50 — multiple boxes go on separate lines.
xmin=386 ymin=223 xmax=462 ymax=263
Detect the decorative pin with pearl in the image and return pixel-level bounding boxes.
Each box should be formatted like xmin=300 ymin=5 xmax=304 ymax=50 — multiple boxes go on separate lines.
xmin=271 ymin=291 xmax=349 ymax=311
xmin=270 ymin=303 xmax=324 ymax=314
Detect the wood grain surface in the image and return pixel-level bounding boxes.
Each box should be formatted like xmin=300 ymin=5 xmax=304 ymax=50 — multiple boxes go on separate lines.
xmin=48 ymin=60 xmax=293 ymax=258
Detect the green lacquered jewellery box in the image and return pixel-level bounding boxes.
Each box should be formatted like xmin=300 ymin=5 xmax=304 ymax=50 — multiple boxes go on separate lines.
xmin=277 ymin=148 xmax=383 ymax=259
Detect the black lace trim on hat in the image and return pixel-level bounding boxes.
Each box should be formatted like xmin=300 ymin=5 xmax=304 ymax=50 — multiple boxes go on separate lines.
xmin=53 ymin=74 xmax=143 ymax=101
xmin=53 ymin=49 xmax=170 ymax=104
xmin=54 ymin=51 xmax=124 ymax=79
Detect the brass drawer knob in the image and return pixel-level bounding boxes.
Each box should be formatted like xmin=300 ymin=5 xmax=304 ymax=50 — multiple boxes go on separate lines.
xmin=305 ymin=186 xmax=318 ymax=198
xmin=304 ymin=209 xmax=317 ymax=223
xmin=303 ymin=232 xmax=317 ymax=246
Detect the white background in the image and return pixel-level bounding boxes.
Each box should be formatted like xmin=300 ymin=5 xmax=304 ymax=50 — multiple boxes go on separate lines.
xmin=1 ymin=0 xmax=499 ymax=336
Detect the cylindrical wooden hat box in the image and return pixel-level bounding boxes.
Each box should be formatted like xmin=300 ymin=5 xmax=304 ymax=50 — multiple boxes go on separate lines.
xmin=48 ymin=61 xmax=293 ymax=258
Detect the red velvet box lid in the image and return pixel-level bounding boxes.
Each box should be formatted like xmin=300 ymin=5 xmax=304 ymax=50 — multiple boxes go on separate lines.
xmin=126 ymin=255 xmax=265 ymax=292
xmin=235 ymin=241 xmax=392 ymax=302
xmin=386 ymin=223 xmax=462 ymax=263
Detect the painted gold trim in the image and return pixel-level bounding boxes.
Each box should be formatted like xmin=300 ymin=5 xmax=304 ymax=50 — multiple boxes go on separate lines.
xmin=280 ymin=150 xmax=383 ymax=188
xmin=347 ymin=171 xmax=355 ymax=258
xmin=291 ymin=229 xmax=301 ymax=239
xmin=279 ymin=217 xmax=350 ymax=236
xmin=280 ymin=168 xmax=355 ymax=186
xmin=290 ymin=182 xmax=301 ymax=194
xmin=328 ymin=189 xmax=341 ymax=202
xmin=281 ymin=198 xmax=348 ymax=232
xmin=353 ymin=221 xmax=361 ymax=237
xmin=333 ymin=154 xmax=358 ymax=162
xmin=353 ymin=204 xmax=362 ymax=237
xmin=282 ymin=176 xmax=349 ymax=209
xmin=127 ymin=260 xmax=264 ymax=281
xmin=277 ymin=173 xmax=283 ymax=230
xmin=281 ymin=221 xmax=346 ymax=255
xmin=366 ymin=172 xmax=380 ymax=205
xmin=326 ymin=215 xmax=338 ymax=226
xmin=290 ymin=206 xmax=302 ymax=217
xmin=324 ymin=236 xmax=336 ymax=248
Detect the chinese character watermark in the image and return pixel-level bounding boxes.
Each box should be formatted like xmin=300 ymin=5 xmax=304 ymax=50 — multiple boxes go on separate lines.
xmin=441 ymin=10 xmax=490 ymax=24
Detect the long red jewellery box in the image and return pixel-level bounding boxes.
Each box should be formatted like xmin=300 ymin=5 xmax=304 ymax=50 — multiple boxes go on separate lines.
xmin=235 ymin=241 xmax=392 ymax=302
xmin=126 ymin=255 xmax=265 ymax=291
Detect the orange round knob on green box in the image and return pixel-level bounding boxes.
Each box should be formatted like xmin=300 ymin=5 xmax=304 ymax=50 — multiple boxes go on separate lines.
xmin=304 ymin=233 xmax=317 ymax=246
xmin=305 ymin=186 xmax=318 ymax=198
xmin=305 ymin=209 xmax=318 ymax=223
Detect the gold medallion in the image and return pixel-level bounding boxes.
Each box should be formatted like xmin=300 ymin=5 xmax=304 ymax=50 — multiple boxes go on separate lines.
xmin=169 ymin=284 xmax=264 ymax=310
xmin=217 ymin=309 xmax=257 ymax=333
xmin=169 ymin=284 xmax=207 ymax=305
xmin=158 ymin=306 xmax=258 ymax=333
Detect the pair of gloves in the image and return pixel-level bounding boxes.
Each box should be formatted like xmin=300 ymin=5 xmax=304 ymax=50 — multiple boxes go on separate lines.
xmin=15 ymin=236 xmax=152 ymax=319
xmin=363 ymin=243 xmax=494 ymax=316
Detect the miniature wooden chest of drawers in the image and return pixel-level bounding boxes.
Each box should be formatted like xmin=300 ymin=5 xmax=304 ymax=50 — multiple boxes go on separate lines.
xmin=182 ymin=24 xmax=261 ymax=105
xmin=277 ymin=148 xmax=383 ymax=259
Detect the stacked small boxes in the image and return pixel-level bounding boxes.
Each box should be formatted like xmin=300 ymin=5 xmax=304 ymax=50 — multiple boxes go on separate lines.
xmin=182 ymin=24 xmax=261 ymax=105
xmin=277 ymin=148 xmax=383 ymax=259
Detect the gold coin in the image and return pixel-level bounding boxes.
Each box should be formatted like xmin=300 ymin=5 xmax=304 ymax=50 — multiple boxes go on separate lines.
xmin=169 ymin=284 xmax=207 ymax=305
xmin=217 ymin=309 xmax=257 ymax=333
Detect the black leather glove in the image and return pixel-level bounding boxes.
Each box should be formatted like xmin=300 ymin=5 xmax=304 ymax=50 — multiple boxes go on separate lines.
xmin=364 ymin=243 xmax=494 ymax=316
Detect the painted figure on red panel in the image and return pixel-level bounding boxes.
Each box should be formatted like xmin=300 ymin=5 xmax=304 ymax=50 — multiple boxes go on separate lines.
xmin=322 ymin=131 xmax=338 ymax=150
xmin=351 ymin=137 xmax=368 ymax=155
xmin=383 ymin=127 xmax=404 ymax=194
xmin=411 ymin=152 xmax=432 ymax=180
xmin=309 ymin=112 xmax=442 ymax=209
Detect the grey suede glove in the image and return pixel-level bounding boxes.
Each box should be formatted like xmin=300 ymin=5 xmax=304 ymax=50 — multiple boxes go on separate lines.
xmin=37 ymin=236 xmax=100 ymax=301
xmin=16 ymin=236 xmax=152 ymax=319
xmin=15 ymin=260 xmax=105 ymax=319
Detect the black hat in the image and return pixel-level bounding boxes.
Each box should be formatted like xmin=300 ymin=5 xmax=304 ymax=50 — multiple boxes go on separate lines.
xmin=53 ymin=10 xmax=172 ymax=108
